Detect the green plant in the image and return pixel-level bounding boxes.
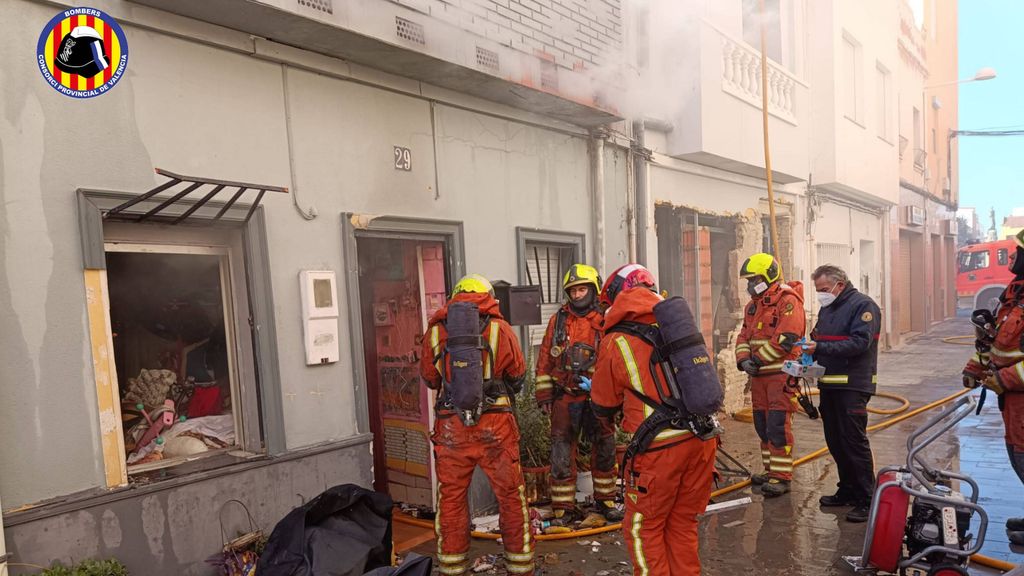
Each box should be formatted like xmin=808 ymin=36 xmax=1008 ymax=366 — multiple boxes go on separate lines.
xmin=39 ymin=559 xmax=129 ymax=576
xmin=615 ymin=428 xmax=633 ymax=446
xmin=516 ymin=353 xmax=551 ymax=468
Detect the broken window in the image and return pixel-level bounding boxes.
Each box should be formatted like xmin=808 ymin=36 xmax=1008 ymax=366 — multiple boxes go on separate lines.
xmin=104 ymin=237 xmax=255 ymax=476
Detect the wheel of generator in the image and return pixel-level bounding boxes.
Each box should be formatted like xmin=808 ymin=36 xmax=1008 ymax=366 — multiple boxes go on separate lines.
xmin=866 ymin=471 xmax=910 ymax=574
xmin=926 ymin=563 xmax=969 ymax=576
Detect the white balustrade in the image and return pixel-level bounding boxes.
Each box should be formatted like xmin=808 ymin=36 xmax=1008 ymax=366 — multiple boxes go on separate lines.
xmin=719 ymin=30 xmax=798 ymax=124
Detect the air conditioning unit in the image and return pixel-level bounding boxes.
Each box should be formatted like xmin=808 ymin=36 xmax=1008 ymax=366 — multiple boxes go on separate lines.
xmin=905 ymin=205 xmax=925 ymax=226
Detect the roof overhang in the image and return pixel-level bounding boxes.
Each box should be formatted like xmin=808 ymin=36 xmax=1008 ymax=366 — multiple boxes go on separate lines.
xmin=128 ymin=0 xmax=622 ymax=127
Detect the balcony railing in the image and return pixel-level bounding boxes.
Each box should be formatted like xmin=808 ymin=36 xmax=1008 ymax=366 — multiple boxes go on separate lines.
xmin=716 ymin=25 xmax=800 ymax=125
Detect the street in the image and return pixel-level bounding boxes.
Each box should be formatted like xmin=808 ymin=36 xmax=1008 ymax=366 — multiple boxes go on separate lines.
xmin=415 ymin=317 xmax=1023 ymax=575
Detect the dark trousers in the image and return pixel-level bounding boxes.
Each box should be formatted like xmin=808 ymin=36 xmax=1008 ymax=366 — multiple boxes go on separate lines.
xmin=819 ymin=388 xmax=875 ymax=504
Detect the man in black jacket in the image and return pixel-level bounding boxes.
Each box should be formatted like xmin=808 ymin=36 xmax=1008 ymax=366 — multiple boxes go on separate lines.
xmin=805 ymin=264 xmax=881 ymax=523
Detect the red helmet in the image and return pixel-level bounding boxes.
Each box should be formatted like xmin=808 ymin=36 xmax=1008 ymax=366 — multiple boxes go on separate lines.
xmin=600 ymin=264 xmax=656 ymax=308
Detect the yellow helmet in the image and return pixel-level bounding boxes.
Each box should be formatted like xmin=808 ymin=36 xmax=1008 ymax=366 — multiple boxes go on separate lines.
xmin=562 ymin=264 xmax=602 ymax=295
xmin=451 ymin=274 xmax=494 ymax=298
xmin=739 ymin=253 xmax=781 ymax=284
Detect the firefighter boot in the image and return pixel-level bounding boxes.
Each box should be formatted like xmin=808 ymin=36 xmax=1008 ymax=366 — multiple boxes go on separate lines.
xmin=750 ymin=472 xmax=770 ymax=485
xmin=1008 ymin=531 xmax=1024 ymax=546
xmin=595 ymin=500 xmax=624 ymax=522
xmin=760 ymin=478 xmax=790 ymax=498
xmin=1007 ymin=518 xmax=1024 ymax=531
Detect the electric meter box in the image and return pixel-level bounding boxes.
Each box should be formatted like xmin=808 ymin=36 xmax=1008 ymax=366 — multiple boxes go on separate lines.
xmin=299 ymin=270 xmax=340 ymax=365
xmin=492 ymin=281 xmax=542 ymax=326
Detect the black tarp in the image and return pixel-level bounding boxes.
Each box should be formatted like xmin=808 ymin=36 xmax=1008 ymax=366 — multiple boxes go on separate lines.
xmin=257 ymin=484 xmax=394 ymax=576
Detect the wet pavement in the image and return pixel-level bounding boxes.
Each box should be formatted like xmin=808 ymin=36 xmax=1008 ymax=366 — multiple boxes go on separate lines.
xmin=413 ymin=317 xmax=1024 ymax=574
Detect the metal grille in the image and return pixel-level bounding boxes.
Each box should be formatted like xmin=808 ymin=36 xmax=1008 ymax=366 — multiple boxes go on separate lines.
xmin=476 ymin=46 xmax=500 ymax=73
xmin=396 ymin=17 xmax=426 ymax=45
xmin=816 ymin=242 xmax=851 ymax=272
xmin=524 ymin=242 xmax=575 ymax=347
xmin=297 ymin=0 xmax=333 ymax=14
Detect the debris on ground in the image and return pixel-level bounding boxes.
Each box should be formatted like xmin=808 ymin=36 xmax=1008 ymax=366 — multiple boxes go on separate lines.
xmin=702 ymin=497 xmax=752 ymax=516
xmin=398 ymin=502 xmax=436 ymax=520
xmin=723 ymin=520 xmax=745 ymax=528
xmin=596 ymin=571 xmax=611 ymax=576
xmin=578 ymin=512 xmax=607 ymax=529
xmin=471 ymin=514 xmax=501 ymax=533
xmin=543 ymin=552 xmax=561 ymax=565
xmin=470 ymin=555 xmax=496 ymax=573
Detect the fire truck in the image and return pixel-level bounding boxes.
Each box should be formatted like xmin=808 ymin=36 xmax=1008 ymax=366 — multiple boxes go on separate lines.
xmin=956 ymin=238 xmax=1017 ymax=311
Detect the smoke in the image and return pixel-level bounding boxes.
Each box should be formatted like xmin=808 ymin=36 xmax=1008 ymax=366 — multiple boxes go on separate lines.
xmin=553 ymin=0 xmax=783 ymax=130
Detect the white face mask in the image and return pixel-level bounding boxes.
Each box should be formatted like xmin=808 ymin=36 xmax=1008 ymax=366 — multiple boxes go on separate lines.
xmin=817 ymin=283 xmax=842 ymax=308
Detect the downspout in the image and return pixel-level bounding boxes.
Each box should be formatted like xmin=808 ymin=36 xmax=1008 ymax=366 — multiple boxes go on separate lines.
xmin=591 ymin=131 xmax=607 ymax=273
xmin=632 ymin=120 xmax=649 ymax=266
xmin=1 ymin=492 xmax=8 ymax=575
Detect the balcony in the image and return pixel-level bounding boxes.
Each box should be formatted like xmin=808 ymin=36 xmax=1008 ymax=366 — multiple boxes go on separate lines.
xmin=664 ymin=20 xmax=809 ymax=184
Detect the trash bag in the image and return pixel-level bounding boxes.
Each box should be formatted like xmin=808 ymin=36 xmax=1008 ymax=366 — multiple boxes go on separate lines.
xmin=257 ymin=484 xmax=393 ymax=576
xmin=363 ymin=554 xmax=432 ymax=576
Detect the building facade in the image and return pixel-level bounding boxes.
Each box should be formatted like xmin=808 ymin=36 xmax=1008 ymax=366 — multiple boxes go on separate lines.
xmin=892 ymin=0 xmax=959 ymax=341
xmin=0 ymin=0 xmax=631 ymax=572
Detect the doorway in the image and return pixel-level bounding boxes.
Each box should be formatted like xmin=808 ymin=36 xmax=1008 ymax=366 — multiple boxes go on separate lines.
xmin=357 ymin=237 xmax=449 ymax=508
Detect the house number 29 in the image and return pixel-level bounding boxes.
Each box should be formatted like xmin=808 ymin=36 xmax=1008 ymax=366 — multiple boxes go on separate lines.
xmin=394 ymin=146 xmax=412 ymax=171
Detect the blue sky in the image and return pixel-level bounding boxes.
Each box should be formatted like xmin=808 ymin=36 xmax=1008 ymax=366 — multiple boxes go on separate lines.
xmin=959 ymin=0 xmax=1024 ymax=230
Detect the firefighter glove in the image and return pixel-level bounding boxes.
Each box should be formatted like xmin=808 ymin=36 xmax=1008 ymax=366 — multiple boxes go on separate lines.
xmin=982 ymin=373 xmax=1006 ymax=395
xmin=578 ymin=376 xmax=592 ymax=391
xmin=740 ymin=359 xmax=761 ymax=376
xmin=962 ymin=374 xmax=981 ymax=389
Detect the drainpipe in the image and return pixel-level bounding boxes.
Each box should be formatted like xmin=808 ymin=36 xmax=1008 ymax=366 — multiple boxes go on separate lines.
xmin=591 ymin=131 xmax=607 ymax=273
xmin=632 ymin=120 xmax=650 ymax=266
xmin=1 ymin=493 xmax=8 ymax=575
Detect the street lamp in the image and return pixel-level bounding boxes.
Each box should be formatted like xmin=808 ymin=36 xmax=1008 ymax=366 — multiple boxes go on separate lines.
xmin=924 ymin=67 xmax=998 ymax=89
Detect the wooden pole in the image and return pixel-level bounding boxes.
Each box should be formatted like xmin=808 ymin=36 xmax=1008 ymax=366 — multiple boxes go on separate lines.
xmin=760 ymin=0 xmax=782 ymax=276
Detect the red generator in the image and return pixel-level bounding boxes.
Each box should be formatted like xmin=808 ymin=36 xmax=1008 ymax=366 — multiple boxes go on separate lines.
xmin=847 ymin=396 xmax=990 ymax=576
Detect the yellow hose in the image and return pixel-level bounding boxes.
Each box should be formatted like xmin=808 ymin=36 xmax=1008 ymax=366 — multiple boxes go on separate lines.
xmin=396 ymin=387 xmax=1017 ymax=570
xmin=942 ymin=335 xmax=975 ymax=345
xmin=735 ymin=389 xmax=911 ymax=421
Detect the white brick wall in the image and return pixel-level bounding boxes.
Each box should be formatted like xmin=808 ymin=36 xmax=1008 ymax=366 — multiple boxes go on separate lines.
xmin=391 ymin=0 xmax=622 ymax=71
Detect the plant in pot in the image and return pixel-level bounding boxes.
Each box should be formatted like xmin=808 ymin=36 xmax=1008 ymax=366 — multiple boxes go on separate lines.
xmin=517 ymin=355 xmax=552 ymax=505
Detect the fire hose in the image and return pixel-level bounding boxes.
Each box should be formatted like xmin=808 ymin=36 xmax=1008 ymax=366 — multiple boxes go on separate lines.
xmin=393 ymin=387 xmax=1018 ymax=571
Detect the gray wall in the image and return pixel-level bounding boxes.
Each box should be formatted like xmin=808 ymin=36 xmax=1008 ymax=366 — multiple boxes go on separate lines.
xmin=0 ymin=0 xmax=630 ymax=513
xmin=4 ymin=441 xmax=372 ymax=576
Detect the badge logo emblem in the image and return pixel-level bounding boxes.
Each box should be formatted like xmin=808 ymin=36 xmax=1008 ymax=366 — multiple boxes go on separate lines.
xmin=37 ymin=7 xmax=128 ymax=98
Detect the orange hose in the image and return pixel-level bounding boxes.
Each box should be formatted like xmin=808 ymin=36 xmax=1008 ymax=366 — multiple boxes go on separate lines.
xmin=396 ymin=387 xmax=1017 ymax=571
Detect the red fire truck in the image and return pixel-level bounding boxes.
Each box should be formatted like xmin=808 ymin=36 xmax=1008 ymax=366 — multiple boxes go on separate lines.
xmin=957 ymin=238 xmax=1017 ymax=311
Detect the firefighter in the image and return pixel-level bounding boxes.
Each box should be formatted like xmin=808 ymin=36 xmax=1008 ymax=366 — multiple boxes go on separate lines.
xmin=419 ymin=274 xmax=533 ymax=576
xmin=535 ymin=264 xmax=621 ymax=523
xmin=591 ymin=264 xmax=718 ymax=576
xmin=962 ymin=230 xmax=1024 ymax=545
xmin=735 ymin=253 xmax=806 ymax=497
xmin=804 ymin=264 xmax=881 ymax=523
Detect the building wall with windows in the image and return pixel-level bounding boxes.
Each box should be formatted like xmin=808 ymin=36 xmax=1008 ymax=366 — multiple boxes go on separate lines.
xmin=0 ymin=0 xmax=630 ymax=571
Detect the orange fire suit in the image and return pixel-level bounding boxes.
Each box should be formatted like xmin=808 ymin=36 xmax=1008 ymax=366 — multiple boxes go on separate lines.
xmin=536 ymin=305 xmax=616 ymax=509
xmin=592 ymin=287 xmax=718 ymax=576
xmin=735 ymin=282 xmax=805 ymax=481
xmin=964 ymin=278 xmax=1024 ymax=467
xmin=420 ymin=292 xmax=532 ymax=576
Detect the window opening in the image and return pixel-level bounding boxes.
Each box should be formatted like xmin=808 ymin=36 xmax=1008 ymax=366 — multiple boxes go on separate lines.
xmin=106 ymin=244 xmax=241 ymax=473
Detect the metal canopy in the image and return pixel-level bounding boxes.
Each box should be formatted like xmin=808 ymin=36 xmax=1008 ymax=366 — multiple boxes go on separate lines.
xmin=103 ymin=168 xmax=289 ymax=224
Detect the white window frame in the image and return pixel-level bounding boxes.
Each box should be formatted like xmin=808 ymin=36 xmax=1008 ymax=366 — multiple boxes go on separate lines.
xmin=103 ymin=239 xmax=256 ymax=475
xmin=842 ymin=32 xmax=863 ymax=126
xmin=875 ymin=61 xmax=892 ymax=142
